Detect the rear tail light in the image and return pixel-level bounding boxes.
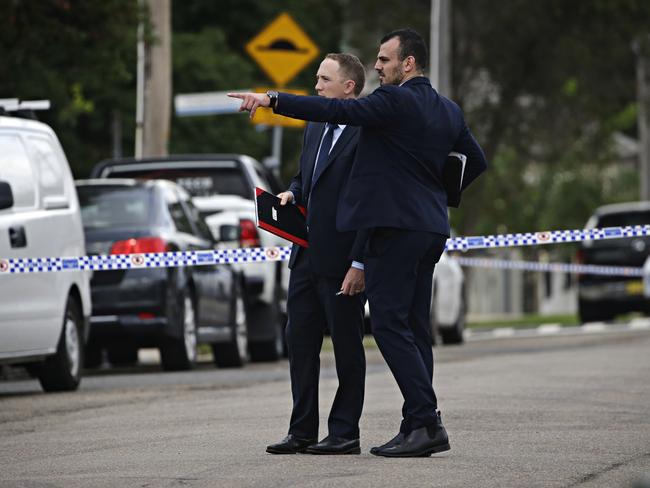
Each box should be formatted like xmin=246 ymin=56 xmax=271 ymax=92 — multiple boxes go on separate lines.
xmin=240 ymin=219 xmax=261 ymax=247
xmin=110 ymin=237 xmax=169 ymax=255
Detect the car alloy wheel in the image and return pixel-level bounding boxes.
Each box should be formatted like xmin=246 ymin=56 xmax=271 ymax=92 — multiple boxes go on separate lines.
xmin=183 ymin=294 xmax=198 ymax=363
xmin=234 ymin=294 xmax=248 ymax=361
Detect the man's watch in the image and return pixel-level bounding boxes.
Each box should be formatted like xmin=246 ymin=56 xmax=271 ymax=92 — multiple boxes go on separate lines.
xmin=266 ymin=90 xmax=279 ymax=110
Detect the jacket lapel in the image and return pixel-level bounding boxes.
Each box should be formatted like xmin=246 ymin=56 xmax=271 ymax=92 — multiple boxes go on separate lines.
xmin=311 ymin=125 xmax=356 ymax=189
xmin=303 ymin=122 xmax=326 ymax=193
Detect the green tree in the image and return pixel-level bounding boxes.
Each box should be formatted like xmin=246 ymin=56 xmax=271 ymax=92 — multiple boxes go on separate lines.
xmin=0 ymin=0 xmax=140 ymax=177
xmin=452 ymin=0 xmax=648 ymax=236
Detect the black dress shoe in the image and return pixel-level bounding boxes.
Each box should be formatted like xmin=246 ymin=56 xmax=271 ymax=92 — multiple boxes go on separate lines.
xmin=369 ymin=432 xmax=405 ymax=455
xmin=372 ymin=424 xmax=450 ymax=458
xmin=304 ymin=435 xmax=361 ymax=455
xmin=266 ymin=435 xmax=317 ymax=454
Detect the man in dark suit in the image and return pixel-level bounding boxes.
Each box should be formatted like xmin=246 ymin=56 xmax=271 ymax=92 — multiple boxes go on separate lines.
xmin=231 ymin=29 xmax=487 ymax=457
xmin=265 ymin=53 xmax=368 ymax=456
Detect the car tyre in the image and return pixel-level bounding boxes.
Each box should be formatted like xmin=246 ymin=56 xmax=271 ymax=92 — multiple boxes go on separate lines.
xmin=248 ymin=290 xmax=284 ymax=363
xmin=160 ymin=288 xmax=197 ymax=371
xmin=107 ymin=343 xmax=139 ymax=367
xmin=429 ymin=288 xmax=441 ymax=346
xmin=212 ymin=278 xmax=249 ymax=368
xmin=578 ymin=298 xmax=613 ymax=323
xmin=36 ymin=297 xmax=83 ymax=392
xmin=84 ymin=343 xmax=103 ymax=369
xmin=439 ymin=293 xmax=466 ymax=345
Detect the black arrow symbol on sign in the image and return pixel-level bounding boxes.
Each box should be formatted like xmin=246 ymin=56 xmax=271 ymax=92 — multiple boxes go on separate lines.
xmin=257 ymin=39 xmax=309 ymax=53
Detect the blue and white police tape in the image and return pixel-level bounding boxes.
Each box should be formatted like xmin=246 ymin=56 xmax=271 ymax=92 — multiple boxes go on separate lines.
xmin=453 ymin=257 xmax=643 ymax=277
xmin=0 ymin=247 xmax=292 ymax=275
xmin=444 ymin=224 xmax=650 ymax=251
xmin=0 ymin=224 xmax=649 ymax=275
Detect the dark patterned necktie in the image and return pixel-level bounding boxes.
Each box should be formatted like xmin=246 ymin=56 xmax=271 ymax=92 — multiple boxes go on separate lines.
xmin=312 ymin=123 xmax=337 ymax=185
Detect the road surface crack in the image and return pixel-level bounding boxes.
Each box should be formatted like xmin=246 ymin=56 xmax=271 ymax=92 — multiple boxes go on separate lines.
xmin=566 ymin=451 xmax=650 ymax=486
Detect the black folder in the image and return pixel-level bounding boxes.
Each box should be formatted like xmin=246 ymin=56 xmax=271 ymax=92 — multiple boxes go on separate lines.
xmin=255 ymin=187 xmax=309 ymax=247
xmin=443 ymin=152 xmax=467 ymax=208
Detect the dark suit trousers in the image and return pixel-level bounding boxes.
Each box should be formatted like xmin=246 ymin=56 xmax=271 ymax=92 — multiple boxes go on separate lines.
xmin=286 ymin=249 xmax=366 ymax=439
xmin=365 ymin=228 xmax=447 ymax=432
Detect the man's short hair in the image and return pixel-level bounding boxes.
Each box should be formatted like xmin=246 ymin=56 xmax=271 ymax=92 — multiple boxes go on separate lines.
xmin=325 ymin=53 xmax=366 ymax=96
xmin=380 ymin=28 xmax=428 ymax=71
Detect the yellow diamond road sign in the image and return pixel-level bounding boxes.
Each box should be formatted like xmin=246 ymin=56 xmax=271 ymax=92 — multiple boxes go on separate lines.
xmin=246 ymin=13 xmax=320 ymax=87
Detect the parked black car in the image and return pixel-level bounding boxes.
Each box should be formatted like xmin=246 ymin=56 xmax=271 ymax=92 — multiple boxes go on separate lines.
xmin=576 ymin=201 xmax=650 ymax=323
xmin=75 ymin=179 xmax=248 ymax=370
xmin=89 ymin=155 xmax=289 ymax=362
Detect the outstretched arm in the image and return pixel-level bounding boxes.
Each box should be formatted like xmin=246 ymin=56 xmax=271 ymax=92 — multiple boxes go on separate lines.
xmin=229 ymin=88 xmax=398 ymax=127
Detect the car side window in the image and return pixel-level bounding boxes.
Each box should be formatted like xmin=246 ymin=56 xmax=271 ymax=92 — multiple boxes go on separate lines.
xmin=0 ymin=134 xmax=36 ymax=209
xmin=25 ymin=136 xmax=66 ymax=201
xmin=182 ymin=197 xmax=213 ymax=241
xmin=164 ymin=187 xmax=193 ymax=234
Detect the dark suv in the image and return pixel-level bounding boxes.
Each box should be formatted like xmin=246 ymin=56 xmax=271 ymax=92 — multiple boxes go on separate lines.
xmin=75 ymin=179 xmax=249 ymax=370
xmin=576 ymin=201 xmax=650 ymax=323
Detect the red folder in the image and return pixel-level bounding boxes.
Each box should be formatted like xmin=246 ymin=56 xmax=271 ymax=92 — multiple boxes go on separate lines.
xmin=255 ymin=187 xmax=309 ymax=247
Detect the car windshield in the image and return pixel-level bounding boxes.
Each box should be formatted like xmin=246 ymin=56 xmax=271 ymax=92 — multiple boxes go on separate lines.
xmin=105 ymin=165 xmax=251 ymax=199
xmin=597 ymin=210 xmax=650 ymax=228
xmin=77 ymin=186 xmax=154 ymax=229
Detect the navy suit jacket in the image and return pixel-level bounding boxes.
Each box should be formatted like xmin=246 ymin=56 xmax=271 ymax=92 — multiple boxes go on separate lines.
xmin=276 ymin=76 xmax=488 ymax=236
xmin=287 ymin=122 xmax=368 ymax=278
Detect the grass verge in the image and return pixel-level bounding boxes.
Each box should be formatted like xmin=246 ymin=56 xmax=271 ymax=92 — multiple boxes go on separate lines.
xmin=467 ymin=314 xmax=579 ymax=329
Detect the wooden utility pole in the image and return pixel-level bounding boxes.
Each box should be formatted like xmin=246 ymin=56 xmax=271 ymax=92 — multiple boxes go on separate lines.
xmin=430 ymin=0 xmax=452 ymax=97
xmin=137 ymin=0 xmax=171 ymax=158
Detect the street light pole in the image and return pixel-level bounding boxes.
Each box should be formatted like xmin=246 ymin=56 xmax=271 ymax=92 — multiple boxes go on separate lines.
xmin=430 ymin=0 xmax=441 ymax=91
xmin=430 ymin=0 xmax=452 ymax=97
xmin=135 ymin=0 xmax=145 ymax=159
xmin=634 ymin=35 xmax=650 ymax=200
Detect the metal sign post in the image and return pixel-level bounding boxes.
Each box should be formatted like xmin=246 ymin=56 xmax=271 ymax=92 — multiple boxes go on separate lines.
xmin=245 ymin=13 xmax=320 ymax=172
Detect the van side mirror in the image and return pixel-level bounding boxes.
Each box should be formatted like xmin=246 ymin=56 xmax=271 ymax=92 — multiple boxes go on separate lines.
xmin=0 ymin=180 xmax=14 ymax=210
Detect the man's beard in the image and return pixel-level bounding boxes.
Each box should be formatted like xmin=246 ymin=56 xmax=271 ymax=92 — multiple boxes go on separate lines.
xmin=388 ymin=66 xmax=405 ymax=86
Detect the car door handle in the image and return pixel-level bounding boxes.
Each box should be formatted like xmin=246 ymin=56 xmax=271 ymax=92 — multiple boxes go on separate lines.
xmin=9 ymin=226 xmax=27 ymax=248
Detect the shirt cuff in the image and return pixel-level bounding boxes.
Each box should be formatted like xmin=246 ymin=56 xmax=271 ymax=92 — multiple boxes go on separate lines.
xmin=351 ymin=261 xmax=364 ymax=270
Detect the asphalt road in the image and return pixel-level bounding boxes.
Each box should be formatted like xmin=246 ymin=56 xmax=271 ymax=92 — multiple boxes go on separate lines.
xmin=1 ymin=328 xmax=650 ymax=488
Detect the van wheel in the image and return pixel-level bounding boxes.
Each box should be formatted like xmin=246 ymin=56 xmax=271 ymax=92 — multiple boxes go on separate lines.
xmin=37 ymin=297 xmax=83 ymax=392
xmin=212 ymin=279 xmax=249 ymax=368
xmin=160 ymin=288 xmax=197 ymax=371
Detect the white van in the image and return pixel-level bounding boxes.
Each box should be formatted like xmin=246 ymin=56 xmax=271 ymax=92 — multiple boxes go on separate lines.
xmin=0 ymin=106 xmax=91 ymax=392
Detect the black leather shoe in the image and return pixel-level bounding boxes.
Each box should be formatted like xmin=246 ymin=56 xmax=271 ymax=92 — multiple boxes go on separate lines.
xmin=369 ymin=432 xmax=405 ymax=455
xmin=304 ymin=435 xmax=361 ymax=455
xmin=372 ymin=424 xmax=450 ymax=458
xmin=266 ymin=435 xmax=317 ymax=454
